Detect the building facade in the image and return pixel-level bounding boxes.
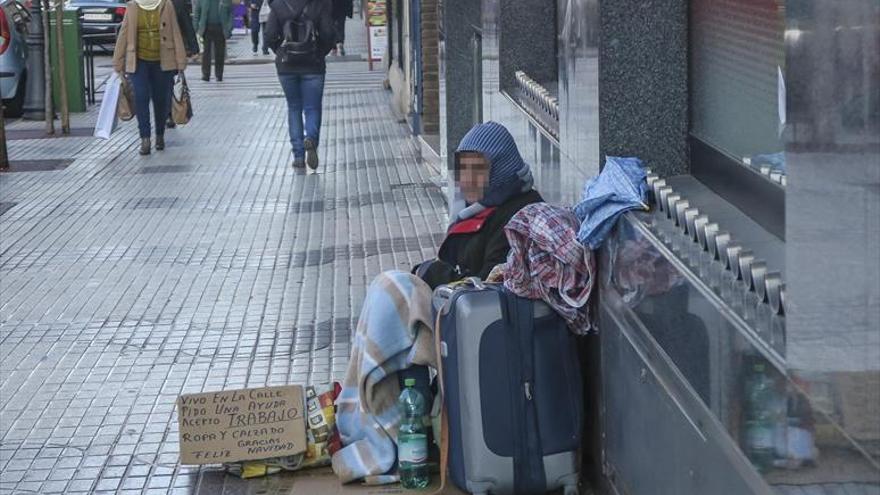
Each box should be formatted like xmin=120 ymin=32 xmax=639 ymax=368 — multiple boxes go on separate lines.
xmin=389 ymin=0 xmax=880 ymax=493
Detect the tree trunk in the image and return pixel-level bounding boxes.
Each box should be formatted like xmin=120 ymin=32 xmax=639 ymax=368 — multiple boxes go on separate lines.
xmin=0 ymin=104 xmax=8 ymax=170
xmin=54 ymin=2 xmax=69 ymax=134
xmin=42 ymin=0 xmax=54 ymax=135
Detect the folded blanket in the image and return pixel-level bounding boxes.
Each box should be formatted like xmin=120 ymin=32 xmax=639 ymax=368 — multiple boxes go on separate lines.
xmin=331 ymin=270 xmax=436 ymax=483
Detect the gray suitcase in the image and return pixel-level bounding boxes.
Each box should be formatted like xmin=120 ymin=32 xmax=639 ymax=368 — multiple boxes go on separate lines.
xmin=434 ymin=280 xmax=582 ymax=495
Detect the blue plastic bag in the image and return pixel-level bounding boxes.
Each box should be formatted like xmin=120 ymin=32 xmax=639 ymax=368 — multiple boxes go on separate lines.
xmin=573 ymin=156 xmax=649 ymax=250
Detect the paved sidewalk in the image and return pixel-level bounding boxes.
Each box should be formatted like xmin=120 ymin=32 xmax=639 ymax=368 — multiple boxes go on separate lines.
xmin=0 ymin=40 xmax=446 ymax=494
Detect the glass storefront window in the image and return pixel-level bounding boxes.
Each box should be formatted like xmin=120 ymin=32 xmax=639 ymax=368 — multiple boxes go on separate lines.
xmin=691 ymin=0 xmax=786 ymax=172
xmin=605 ymin=214 xmax=880 ymax=492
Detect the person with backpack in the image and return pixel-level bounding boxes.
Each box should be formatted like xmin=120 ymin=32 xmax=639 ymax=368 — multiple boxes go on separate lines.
xmin=264 ymin=0 xmax=336 ymax=170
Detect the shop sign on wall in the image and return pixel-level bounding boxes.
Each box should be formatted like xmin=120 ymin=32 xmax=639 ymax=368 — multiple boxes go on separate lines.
xmin=366 ymin=0 xmax=388 ymax=63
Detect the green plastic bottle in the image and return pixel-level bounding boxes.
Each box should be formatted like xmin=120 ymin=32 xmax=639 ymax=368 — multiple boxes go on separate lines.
xmin=744 ymin=363 xmax=781 ymax=471
xmin=398 ymin=378 xmax=430 ymax=489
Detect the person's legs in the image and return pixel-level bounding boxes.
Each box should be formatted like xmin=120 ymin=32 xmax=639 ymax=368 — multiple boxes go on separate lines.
xmin=201 ymin=29 xmax=213 ymax=80
xmin=334 ymin=16 xmax=345 ymax=44
xmin=131 ymin=60 xmax=153 ymax=139
xmin=150 ymin=69 xmax=174 ymax=145
xmin=260 ymin=22 xmax=268 ymax=54
xmin=301 ymin=73 xmax=325 ymax=169
xmin=215 ymin=26 xmax=226 ymax=81
xmin=301 ymin=74 xmax=325 ymax=143
xmin=278 ymin=73 xmax=305 ymax=160
xmin=165 ymin=73 xmax=176 ymax=128
xmin=250 ymin=16 xmax=260 ymax=52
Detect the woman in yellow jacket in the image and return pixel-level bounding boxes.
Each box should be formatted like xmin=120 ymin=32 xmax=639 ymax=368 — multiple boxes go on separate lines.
xmin=113 ymin=0 xmax=188 ymax=155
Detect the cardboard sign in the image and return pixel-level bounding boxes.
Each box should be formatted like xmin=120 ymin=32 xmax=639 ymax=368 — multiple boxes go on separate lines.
xmin=177 ymin=385 xmax=306 ymax=465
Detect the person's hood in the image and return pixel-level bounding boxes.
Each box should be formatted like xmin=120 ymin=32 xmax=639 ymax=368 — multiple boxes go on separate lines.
xmin=455 ymin=121 xmax=534 ymax=208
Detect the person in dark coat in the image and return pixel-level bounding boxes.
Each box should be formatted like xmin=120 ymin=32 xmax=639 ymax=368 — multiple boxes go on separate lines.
xmin=414 ymin=121 xmax=544 ymax=289
xmin=246 ymin=0 xmax=268 ymax=54
xmin=331 ymin=0 xmax=353 ymax=56
xmin=172 ymin=0 xmax=199 ymax=55
xmin=193 ymin=0 xmax=233 ymax=81
xmin=264 ymin=0 xmax=336 ymax=170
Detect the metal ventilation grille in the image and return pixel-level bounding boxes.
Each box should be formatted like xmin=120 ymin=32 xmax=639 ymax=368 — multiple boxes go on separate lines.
xmin=646 ymin=171 xmax=786 ymax=355
xmin=514 ymin=71 xmax=560 ymax=140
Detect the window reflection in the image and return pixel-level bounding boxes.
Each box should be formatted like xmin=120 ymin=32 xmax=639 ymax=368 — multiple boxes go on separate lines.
xmin=691 ymin=0 xmax=787 ymax=171
xmin=604 ymin=216 xmax=880 ymax=490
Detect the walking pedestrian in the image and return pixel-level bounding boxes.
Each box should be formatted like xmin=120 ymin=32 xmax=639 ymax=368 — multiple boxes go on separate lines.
xmin=258 ymin=0 xmax=271 ymax=54
xmin=331 ymin=0 xmax=353 ymax=56
xmin=113 ymin=0 xmax=188 ymax=155
xmin=166 ymin=0 xmax=199 ymax=129
xmin=246 ymin=0 xmax=267 ymax=54
xmin=264 ymin=0 xmax=335 ymax=170
xmin=193 ymin=0 xmax=233 ymax=81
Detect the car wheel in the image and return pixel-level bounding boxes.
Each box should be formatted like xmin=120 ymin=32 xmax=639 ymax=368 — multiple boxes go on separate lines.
xmin=3 ymin=71 xmax=26 ymax=118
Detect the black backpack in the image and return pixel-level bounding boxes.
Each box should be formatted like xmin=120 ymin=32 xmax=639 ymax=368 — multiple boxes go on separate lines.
xmin=278 ymin=0 xmax=319 ymax=64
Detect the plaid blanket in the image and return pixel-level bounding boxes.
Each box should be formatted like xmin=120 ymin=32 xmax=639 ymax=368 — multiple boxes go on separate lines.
xmin=331 ymin=271 xmax=436 ymax=483
xmin=502 ymin=203 xmax=596 ymax=334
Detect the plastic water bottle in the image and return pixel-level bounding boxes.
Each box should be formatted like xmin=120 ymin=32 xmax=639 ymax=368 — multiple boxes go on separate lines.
xmin=744 ymin=362 xmax=783 ymax=471
xmin=398 ymin=378 xmax=430 ymax=489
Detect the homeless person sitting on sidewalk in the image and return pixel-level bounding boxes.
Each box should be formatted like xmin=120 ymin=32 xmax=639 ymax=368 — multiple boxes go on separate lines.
xmin=331 ymin=121 xmax=544 ymax=483
xmin=416 ymin=121 xmax=544 ymax=289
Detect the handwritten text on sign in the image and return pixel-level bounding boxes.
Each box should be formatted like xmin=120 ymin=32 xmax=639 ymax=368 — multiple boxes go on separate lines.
xmin=177 ymin=385 xmax=306 ymax=464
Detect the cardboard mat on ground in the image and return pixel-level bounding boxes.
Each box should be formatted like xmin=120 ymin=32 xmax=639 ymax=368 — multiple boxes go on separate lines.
xmin=177 ymin=385 xmax=306 ymax=465
xmin=276 ymin=467 xmax=469 ymax=495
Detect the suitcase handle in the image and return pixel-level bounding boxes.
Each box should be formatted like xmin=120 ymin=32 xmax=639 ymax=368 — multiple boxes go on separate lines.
xmin=433 ymin=277 xmax=489 ymax=313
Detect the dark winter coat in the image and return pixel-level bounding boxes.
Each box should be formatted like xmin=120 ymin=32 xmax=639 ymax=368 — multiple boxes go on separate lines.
xmin=264 ymin=0 xmax=336 ymax=74
xmin=332 ymin=0 xmax=353 ymax=19
xmin=416 ymin=189 xmax=544 ymax=289
xmin=171 ymin=0 xmax=199 ymax=56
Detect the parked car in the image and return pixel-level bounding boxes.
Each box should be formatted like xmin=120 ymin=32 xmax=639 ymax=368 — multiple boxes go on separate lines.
xmin=65 ymin=0 xmax=125 ymax=45
xmin=0 ymin=0 xmax=28 ymax=117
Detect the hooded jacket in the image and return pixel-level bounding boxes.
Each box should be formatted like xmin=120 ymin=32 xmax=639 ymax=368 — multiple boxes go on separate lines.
xmin=416 ymin=122 xmax=543 ymax=289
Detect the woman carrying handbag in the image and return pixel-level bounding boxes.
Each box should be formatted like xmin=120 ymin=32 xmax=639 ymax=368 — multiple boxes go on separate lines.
xmin=113 ymin=0 xmax=188 ymax=155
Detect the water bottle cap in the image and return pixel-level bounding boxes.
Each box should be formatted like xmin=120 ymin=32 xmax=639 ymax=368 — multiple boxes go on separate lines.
xmin=404 ymin=378 xmax=416 ymax=387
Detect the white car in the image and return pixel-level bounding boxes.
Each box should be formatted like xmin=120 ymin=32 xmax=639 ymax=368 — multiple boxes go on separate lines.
xmin=0 ymin=0 xmax=29 ymax=117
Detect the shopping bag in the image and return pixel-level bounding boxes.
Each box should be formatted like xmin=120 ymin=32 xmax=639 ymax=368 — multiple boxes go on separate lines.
xmin=171 ymin=73 xmax=193 ymax=126
xmin=94 ymin=72 xmax=121 ymax=139
xmin=258 ymin=0 xmax=270 ymax=23
xmin=117 ymin=76 xmax=136 ymax=121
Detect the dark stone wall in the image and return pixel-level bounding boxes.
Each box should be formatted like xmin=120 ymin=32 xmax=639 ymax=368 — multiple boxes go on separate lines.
xmin=499 ymin=0 xmax=559 ymax=93
xmin=599 ymin=0 xmax=689 ymax=175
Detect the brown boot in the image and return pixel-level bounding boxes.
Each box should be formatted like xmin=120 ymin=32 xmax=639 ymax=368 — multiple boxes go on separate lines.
xmin=155 ymin=135 xmax=165 ymax=151
xmin=139 ymin=138 xmax=151 ymax=155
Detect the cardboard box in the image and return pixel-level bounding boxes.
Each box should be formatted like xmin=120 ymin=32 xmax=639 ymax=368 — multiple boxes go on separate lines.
xmin=177 ymin=385 xmax=307 ymax=465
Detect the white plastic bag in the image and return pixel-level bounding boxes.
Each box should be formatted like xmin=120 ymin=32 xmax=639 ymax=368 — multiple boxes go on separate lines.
xmin=94 ymin=72 xmax=122 ymax=140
